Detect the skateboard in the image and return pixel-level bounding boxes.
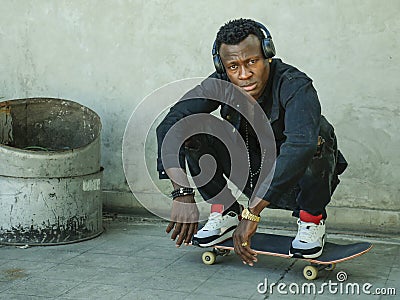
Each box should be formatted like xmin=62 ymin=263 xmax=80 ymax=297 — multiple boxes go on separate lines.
xmin=198 ymin=232 xmax=373 ymax=280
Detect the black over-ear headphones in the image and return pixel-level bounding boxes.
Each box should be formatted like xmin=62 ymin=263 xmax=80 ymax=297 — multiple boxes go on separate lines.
xmin=212 ymin=21 xmax=276 ymax=76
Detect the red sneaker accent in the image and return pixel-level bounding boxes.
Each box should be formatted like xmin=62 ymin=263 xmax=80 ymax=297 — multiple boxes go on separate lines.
xmin=300 ymin=210 xmax=323 ymax=225
xmin=211 ymin=204 xmax=224 ymax=214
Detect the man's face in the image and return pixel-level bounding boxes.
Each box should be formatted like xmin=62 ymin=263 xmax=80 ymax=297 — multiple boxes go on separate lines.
xmin=219 ymin=34 xmax=270 ymax=101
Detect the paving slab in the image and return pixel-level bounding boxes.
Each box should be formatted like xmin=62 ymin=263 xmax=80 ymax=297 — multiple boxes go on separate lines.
xmin=0 ymin=216 xmax=398 ymax=299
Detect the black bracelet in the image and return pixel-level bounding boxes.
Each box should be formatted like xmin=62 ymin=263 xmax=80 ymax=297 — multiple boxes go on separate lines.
xmin=170 ymin=187 xmax=195 ymax=200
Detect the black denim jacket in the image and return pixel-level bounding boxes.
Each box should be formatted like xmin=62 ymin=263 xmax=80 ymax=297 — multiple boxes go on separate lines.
xmin=156 ymin=58 xmax=341 ymax=204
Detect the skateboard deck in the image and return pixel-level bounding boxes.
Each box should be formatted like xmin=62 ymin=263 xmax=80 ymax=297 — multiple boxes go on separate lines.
xmin=199 ymin=232 xmax=372 ymax=280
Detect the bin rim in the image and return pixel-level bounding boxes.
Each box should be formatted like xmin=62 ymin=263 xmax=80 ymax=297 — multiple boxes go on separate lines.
xmin=0 ymin=97 xmax=102 ymax=152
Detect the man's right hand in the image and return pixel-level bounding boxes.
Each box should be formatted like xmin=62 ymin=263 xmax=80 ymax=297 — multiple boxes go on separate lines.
xmin=166 ymin=195 xmax=199 ymax=247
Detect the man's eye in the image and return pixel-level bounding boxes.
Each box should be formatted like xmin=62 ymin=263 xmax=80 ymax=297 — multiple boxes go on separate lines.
xmin=249 ymin=59 xmax=257 ymax=64
xmin=228 ymin=65 xmax=237 ymax=70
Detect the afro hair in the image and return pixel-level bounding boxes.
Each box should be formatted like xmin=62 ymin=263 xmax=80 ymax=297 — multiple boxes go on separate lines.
xmin=215 ymin=18 xmax=265 ymax=53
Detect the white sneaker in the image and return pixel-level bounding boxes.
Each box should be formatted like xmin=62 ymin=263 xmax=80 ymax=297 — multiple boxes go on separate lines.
xmin=192 ymin=211 xmax=240 ymax=247
xmin=290 ymin=219 xmax=326 ymax=258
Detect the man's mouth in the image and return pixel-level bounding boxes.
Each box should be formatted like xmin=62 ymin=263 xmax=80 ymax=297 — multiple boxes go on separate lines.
xmin=241 ymin=83 xmax=257 ymax=92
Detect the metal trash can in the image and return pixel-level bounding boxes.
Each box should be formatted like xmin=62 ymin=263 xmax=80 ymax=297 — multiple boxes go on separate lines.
xmin=0 ymin=98 xmax=103 ymax=245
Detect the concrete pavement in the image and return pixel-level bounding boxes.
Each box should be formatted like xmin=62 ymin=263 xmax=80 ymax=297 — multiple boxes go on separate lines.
xmin=0 ymin=214 xmax=399 ymax=299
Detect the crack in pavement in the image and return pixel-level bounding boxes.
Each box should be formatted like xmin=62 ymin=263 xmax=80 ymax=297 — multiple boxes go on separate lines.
xmin=263 ymin=260 xmax=297 ymax=299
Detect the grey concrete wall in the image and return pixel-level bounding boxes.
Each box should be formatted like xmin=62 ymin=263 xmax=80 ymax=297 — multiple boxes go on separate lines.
xmin=1 ymin=0 xmax=399 ymax=233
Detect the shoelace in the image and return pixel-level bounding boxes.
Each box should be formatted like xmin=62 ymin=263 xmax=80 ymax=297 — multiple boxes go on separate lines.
xmin=202 ymin=212 xmax=223 ymax=230
xmin=297 ymin=220 xmax=320 ymax=242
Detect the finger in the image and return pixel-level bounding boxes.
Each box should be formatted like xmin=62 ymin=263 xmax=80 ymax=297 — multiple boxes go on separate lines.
xmin=241 ymin=236 xmax=257 ymax=265
xmin=176 ymin=223 xmax=188 ymax=247
xmin=241 ymin=236 xmax=256 ymax=256
xmin=184 ymin=223 xmax=196 ymax=245
xmin=233 ymin=231 xmax=240 ymax=254
xmin=233 ymin=230 xmax=242 ymax=252
xmin=233 ymin=233 xmax=256 ymax=266
xmin=243 ymin=244 xmax=258 ymax=266
xmin=171 ymin=222 xmax=182 ymax=241
xmin=233 ymin=232 xmax=244 ymax=258
xmin=247 ymin=237 xmax=257 ymax=257
xmin=240 ymin=244 xmax=256 ymax=266
xmin=166 ymin=221 xmax=175 ymax=234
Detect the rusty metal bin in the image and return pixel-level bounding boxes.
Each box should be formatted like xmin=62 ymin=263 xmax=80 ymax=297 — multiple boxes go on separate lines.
xmin=0 ymin=98 xmax=103 ymax=245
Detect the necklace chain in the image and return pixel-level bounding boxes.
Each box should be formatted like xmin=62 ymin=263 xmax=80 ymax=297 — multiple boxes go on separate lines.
xmin=245 ymin=122 xmax=266 ymax=189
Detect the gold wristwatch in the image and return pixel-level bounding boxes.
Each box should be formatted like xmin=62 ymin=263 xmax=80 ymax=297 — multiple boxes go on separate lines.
xmin=241 ymin=208 xmax=261 ymax=223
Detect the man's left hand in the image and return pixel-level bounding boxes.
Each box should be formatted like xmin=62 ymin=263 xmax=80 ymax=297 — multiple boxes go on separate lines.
xmin=232 ymin=219 xmax=258 ymax=266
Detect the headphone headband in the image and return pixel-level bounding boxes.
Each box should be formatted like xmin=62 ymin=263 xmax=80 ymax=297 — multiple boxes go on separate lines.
xmin=255 ymin=21 xmax=272 ymax=39
xmin=212 ymin=21 xmax=276 ymax=76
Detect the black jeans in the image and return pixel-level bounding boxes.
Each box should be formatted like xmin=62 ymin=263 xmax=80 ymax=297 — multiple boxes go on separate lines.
xmin=184 ymin=126 xmax=345 ymax=219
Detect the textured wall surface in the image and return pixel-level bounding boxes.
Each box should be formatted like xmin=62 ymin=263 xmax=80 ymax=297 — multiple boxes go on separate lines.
xmin=1 ymin=0 xmax=399 ymax=231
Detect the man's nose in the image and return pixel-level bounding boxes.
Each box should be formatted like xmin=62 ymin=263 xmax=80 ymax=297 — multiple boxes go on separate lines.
xmin=238 ymin=65 xmax=251 ymax=80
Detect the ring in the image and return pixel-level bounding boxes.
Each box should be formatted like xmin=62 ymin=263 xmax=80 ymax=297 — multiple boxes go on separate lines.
xmin=241 ymin=241 xmax=248 ymax=247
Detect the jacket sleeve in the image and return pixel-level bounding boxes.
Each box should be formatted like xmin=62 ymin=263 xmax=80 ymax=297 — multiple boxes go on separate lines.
xmin=156 ymin=75 xmax=221 ymax=179
xmin=256 ymin=77 xmax=321 ymax=204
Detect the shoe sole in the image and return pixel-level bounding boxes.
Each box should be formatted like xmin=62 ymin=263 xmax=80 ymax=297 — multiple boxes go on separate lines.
xmin=290 ymin=247 xmax=324 ymax=259
xmin=289 ymin=235 xmax=326 ymax=259
xmin=194 ymin=226 xmax=236 ymax=247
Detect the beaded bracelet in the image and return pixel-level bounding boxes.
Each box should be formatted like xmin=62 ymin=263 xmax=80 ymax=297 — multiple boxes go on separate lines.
xmin=170 ymin=187 xmax=195 ymax=200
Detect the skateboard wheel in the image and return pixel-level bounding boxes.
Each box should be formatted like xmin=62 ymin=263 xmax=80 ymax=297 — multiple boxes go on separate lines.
xmin=202 ymin=251 xmax=216 ymax=265
xmin=325 ymin=263 xmax=336 ymax=271
xmin=303 ymin=265 xmax=318 ymax=280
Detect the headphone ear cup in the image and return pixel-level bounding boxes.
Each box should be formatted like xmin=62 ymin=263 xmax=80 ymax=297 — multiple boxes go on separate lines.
xmin=213 ymin=54 xmax=225 ymax=74
xmin=262 ymin=37 xmax=276 ymax=59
